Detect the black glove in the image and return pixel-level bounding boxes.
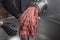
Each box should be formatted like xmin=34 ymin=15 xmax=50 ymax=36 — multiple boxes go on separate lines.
xmin=1 ymin=22 xmax=17 ymax=36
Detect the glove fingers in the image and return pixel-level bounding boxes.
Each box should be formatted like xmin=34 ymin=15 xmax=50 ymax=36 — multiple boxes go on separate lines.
xmin=7 ymin=30 xmax=17 ymax=36
xmin=1 ymin=23 xmax=17 ymax=36
xmin=4 ymin=27 xmax=17 ymax=36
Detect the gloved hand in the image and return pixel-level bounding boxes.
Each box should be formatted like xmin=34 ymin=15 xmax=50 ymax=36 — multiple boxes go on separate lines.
xmin=1 ymin=22 xmax=17 ymax=36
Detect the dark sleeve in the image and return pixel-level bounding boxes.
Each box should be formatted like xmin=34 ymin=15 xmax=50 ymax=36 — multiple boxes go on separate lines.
xmin=2 ymin=0 xmax=21 ymax=19
xmin=0 ymin=0 xmax=2 ymax=2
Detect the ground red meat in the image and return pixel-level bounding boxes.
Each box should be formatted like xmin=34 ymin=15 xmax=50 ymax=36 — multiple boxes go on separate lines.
xmin=19 ymin=5 xmax=39 ymax=40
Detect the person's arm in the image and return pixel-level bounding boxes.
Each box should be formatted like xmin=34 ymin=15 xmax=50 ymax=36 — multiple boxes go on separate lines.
xmin=2 ymin=0 xmax=48 ymax=19
xmin=2 ymin=0 xmax=21 ymax=19
xmin=0 ymin=21 xmax=17 ymax=36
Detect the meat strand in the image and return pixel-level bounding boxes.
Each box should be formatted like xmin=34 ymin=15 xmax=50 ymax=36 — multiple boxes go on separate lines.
xmin=19 ymin=5 xmax=39 ymax=40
